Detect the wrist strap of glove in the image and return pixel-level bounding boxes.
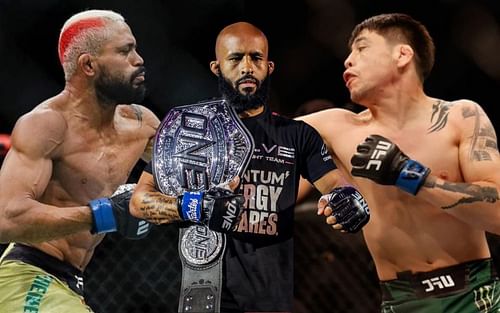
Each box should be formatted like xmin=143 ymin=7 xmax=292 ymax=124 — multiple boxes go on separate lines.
xmin=180 ymin=191 xmax=204 ymax=222
xmin=395 ymin=159 xmax=430 ymax=195
xmin=89 ymin=198 xmax=117 ymax=234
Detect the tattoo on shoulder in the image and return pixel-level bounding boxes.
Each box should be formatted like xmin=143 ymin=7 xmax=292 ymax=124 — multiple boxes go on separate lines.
xmin=462 ymin=103 xmax=498 ymax=161
xmin=131 ymin=104 xmax=143 ymax=125
xmin=428 ymin=100 xmax=451 ymax=133
xmin=428 ymin=180 xmax=499 ymax=209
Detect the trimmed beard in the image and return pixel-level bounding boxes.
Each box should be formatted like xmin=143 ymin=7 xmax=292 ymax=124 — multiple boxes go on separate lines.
xmin=94 ymin=65 xmax=146 ymax=107
xmin=218 ymin=72 xmax=270 ymax=114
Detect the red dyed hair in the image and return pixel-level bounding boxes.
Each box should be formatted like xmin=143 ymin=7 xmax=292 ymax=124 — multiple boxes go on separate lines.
xmin=58 ymin=18 xmax=105 ymax=64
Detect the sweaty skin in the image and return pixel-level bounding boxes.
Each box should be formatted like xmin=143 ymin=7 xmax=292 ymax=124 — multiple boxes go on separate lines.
xmin=299 ymin=29 xmax=500 ymax=281
xmin=0 ymin=20 xmax=159 ymax=271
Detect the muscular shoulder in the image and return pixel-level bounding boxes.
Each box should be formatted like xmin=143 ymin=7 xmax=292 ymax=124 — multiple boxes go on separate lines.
xmin=11 ymin=106 xmax=67 ymax=158
xmin=447 ymin=99 xmax=493 ymax=137
xmin=295 ymin=108 xmax=359 ymax=138
xmin=117 ymin=104 xmax=160 ymax=135
xmin=296 ymin=107 xmax=357 ymax=124
xmin=447 ymin=99 xmax=484 ymax=117
xmin=434 ymin=99 xmax=480 ymax=128
xmin=270 ymin=112 xmax=321 ymax=136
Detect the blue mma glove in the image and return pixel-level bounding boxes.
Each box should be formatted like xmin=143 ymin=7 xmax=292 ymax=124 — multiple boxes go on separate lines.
xmin=178 ymin=187 xmax=245 ymax=233
xmin=326 ymin=186 xmax=370 ymax=233
xmin=89 ymin=184 xmax=151 ymax=239
xmin=350 ymin=134 xmax=430 ymax=195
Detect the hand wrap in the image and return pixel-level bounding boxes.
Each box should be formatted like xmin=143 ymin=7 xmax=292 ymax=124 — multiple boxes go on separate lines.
xmin=89 ymin=184 xmax=151 ymax=239
xmin=178 ymin=187 xmax=244 ymax=233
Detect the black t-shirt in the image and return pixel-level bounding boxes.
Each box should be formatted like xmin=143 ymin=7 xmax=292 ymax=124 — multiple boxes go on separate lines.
xmin=222 ymin=107 xmax=336 ymax=311
xmin=144 ymin=107 xmax=336 ymax=311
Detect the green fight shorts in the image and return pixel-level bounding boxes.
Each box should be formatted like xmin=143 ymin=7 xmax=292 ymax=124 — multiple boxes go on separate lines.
xmin=380 ymin=258 xmax=500 ymax=313
xmin=0 ymin=244 xmax=94 ymax=313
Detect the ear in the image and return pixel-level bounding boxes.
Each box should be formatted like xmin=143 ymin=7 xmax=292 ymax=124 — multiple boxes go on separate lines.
xmin=78 ymin=53 xmax=96 ymax=76
xmin=267 ymin=61 xmax=275 ymax=75
xmin=210 ymin=61 xmax=220 ymax=76
xmin=396 ymin=44 xmax=414 ymax=68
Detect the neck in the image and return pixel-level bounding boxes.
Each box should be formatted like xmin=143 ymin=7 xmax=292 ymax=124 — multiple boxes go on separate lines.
xmin=238 ymin=105 xmax=264 ymax=118
xmin=63 ymin=83 xmax=116 ymax=128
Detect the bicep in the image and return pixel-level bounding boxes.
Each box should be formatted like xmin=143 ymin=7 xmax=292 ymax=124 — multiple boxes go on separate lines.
xmin=141 ymin=137 xmax=154 ymax=163
xmin=0 ymin=146 xmax=53 ymax=201
xmin=296 ymin=111 xmax=332 ymax=141
xmin=134 ymin=171 xmax=157 ymax=194
xmin=139 ymin=106 xmax=160 ymax=162
xmin=458 ymin=102 xmax=500 ymax=184
xmin=0 ymin=114 xmax=62 ymax=202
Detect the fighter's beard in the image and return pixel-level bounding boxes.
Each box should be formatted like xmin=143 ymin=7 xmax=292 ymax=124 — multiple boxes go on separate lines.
xmin=218 ymin=73 xmax=270 ymax=114
xmin=95 ymin=66 xmax=146 ymax=107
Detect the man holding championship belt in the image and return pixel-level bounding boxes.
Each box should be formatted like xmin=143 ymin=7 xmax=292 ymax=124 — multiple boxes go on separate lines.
xmin=130 ymin=22 xmax=370 ymax=312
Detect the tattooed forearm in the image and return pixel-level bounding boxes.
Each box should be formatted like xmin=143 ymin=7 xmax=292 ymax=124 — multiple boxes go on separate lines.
xmin=139 ymin=192 xmax=180 ymax=224
xmin=428 ymin=100 xmax=450 ymax=133
xmin=427 ymin=180 xmax=499 ymax=209
xmin=462 ymin=104 xmax=498 ymax=161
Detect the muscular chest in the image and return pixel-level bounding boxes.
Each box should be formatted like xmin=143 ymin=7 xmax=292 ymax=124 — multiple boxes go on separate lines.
xmin=54 ymin=127 xmax=147 ymax=197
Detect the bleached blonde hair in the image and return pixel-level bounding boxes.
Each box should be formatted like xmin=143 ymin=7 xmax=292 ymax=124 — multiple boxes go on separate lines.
xmin=58 ymin=9 xmax=125 ymax=81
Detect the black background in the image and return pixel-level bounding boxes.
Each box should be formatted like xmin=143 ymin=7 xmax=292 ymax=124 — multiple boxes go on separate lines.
xmin=0 ymin=0 xmax=499 ymax=134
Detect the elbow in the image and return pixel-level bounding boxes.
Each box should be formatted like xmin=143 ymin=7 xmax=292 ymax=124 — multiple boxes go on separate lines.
xmin=0 ymin=219 xmax=17 ymax=243
xmin=0 ymin=199 xmax=31 ymax=243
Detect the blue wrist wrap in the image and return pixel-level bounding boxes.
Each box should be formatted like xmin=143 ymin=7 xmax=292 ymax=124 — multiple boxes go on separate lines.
xmin=181 ymin=191 xmax=204 ymax=222
xmin=395 ymin=159 xmax=430 ymax=195
xmin=89 ymin=198 xmax=117 ymax=234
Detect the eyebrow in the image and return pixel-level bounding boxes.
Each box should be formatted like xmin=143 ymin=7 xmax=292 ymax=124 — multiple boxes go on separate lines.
xmin=353 ymin=36 xmax=368 ymax=45
xmin=116 ymin=42 xmax=136 ymax=50
xmin=227 ymin=51 xmax=263 ymax=58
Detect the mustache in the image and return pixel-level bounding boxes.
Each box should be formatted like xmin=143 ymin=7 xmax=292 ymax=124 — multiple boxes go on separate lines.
xmin=236 ymin=75 xmax=258 ymax=86
xmin=131 ymin=66 xmax=146 ymax=80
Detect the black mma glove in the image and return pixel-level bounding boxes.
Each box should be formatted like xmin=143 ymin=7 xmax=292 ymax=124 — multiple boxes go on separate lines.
xmin=177 ymin=187 xmax=244 ymax=233
xmin=325 ymin=186 xmax=370 ymax=233
xmin=350 ymin=134 xmax=431 ymax=195
xmin=89 ymin=184 xmax=151 ymax=239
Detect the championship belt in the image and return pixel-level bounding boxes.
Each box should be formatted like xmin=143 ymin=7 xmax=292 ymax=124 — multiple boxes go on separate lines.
xmin=152 ymin=99 xmax=254 ymax=313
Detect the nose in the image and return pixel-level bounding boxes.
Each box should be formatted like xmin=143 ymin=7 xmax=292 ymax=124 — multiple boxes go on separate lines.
xmin=240 ymin=56 xmax=254 ymax=76
xmin=344 ymin=53 xmax=353 ymax=69
xmin=131 ymin=50 xmax=144 ymax=67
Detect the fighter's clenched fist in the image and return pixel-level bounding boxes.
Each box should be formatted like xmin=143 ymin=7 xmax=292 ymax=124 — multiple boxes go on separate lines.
xmin=318 ymin=186 xmax=370 ymax=233
xmin=350 ymin=134 xmax=430 ymax=195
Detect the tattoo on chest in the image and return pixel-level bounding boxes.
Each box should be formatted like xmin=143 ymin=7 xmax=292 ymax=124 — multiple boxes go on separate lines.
xmin=428 ymin=100 xmax=450 ymax=133
xmin=462 ymin=105 xmax=498 ymax=161
xmin=430 ymin=180 xmax=499 ymax=209
xmin=139 ymin=193 xmax=178 ymax=223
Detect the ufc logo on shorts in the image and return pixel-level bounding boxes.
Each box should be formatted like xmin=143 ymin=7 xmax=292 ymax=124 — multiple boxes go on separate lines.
xmin=421 ymin=275 xmax=455 ymax=292
xmin=366 ymin=141 xmax=391 ymax=171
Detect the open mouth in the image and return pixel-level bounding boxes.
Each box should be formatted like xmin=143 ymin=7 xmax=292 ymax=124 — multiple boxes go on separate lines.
xmin=133 ymin=73 xmax=145 ymax=84
xmin=343 ymin=72 xmax=355 ymax=88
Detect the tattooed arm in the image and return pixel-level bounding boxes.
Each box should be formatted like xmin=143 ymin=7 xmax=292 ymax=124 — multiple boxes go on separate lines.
xmin=129 ymin=171 xmax=182 ymax=225
xmin=419 ymin=100 xmax=500 ymax=234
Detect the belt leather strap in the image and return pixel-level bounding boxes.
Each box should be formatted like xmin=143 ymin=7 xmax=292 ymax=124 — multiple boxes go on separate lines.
xmin=178 ymin=224 xmax=225 ymax=313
